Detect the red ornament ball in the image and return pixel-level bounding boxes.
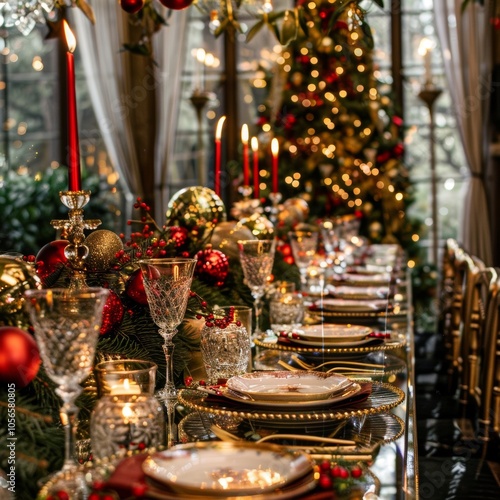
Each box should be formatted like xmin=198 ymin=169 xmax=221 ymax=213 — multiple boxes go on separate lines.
xmin=168 ymin=226 xmax=188 ymax=248
xmin=119 ymin=0 xmax=145 ymax=14
xmin=35 ymin=240 xmax=69 ymax=287
xmin=100 ymin=290 xmax=125 ymax=336
xmin=125 ymin=269 xmax=149 ymax=305
xmin=158 ymin=0 xmax=194 ymax=10
xmin=195 ymin=247 xmax=229 ymax=287
xmin=0 ymin=326 xmax=40 ymax=388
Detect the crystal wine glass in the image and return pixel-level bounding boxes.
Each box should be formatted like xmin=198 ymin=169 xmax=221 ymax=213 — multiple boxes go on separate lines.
xmin=288 ymin=230 xmax=319 ymax=290
xmin=24 ymin=287 xmax=109 ymax=498
xmin=139 ymin=258 xmax=197 ymax=403
xmin=238 ymin=239 xmax=276 ymax=337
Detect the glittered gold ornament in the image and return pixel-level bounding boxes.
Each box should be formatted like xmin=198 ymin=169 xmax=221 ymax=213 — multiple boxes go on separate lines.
xmin=0 ymin=256 xmax=39 ymax=323
xmin=165 ymin=187 xmax=227 ymax=245
xmin=234 ymin=213 xmax=274 ymax=240
xmin=84 ymin=230 xmax=124 ymax=273
xmin=210 ymin=221 xmax=255 ymax=260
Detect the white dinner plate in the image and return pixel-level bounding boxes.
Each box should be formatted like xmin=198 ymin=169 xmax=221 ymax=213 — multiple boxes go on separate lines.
xmin=294 ymin=324 xmax=371 ymax=342
xmin=289 ymin=337 xmax=377 ymax=348
xmin=143 ymin=442 xmax=314 ymax=496
xmin=226 ymin=371 xmax=352 ymax=402
xmin=327 ymin=285 xmax=389 ymax=299
xmin=337 ymin=273 xmax=391 ymax=284
xmin=221 ymin=382 xmax=361 ymax=409
xmin=316 ymin=298 xmax=388 ymax=312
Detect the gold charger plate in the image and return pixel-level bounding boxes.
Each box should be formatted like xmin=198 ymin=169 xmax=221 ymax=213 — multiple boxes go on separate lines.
xmin=177 ymin=382 xmax=405 ymax=425
xmin=178 ymin=412 xmax=405 ymax=456
xmin=254 ymin=334 xmax=406 ymax=356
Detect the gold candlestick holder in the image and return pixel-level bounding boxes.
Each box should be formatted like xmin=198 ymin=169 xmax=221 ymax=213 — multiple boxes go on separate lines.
xmin=418 ymin=83 xmax=442 ymax=265
xmin=268 ymin=191 xmax=282 ymax=225
xmin=51 ymin=190 xmax=101 ymax=288
xmin=238 ymin=185 xmax=253 ymax=200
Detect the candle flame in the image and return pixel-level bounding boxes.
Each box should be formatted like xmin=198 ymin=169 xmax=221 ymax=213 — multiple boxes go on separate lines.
xmin=241 ymin=124 xmax=249 ymax=144
xmin=216 ymin=116 xmax=226 ymax=139
xmin=418 ymin=38 xmax=434 ymax=56
xmin=271 ymin=138 xmax=279 ymax=156
xmin=63 ymin=20 xmax=76 ymax=53
xmin=251 ymin=136 xmax=259 ymax=152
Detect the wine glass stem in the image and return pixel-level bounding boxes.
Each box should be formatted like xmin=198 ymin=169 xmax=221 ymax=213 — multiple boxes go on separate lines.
xmin=299 ymin=268 xmax=308 ymax=291
xmin=60 ymin=400 xmax=79 ymax=471
xmin=253 ymin=295 xmax=263 ymax=337
xmin=161 ymin=333 xmax=177 ymax=401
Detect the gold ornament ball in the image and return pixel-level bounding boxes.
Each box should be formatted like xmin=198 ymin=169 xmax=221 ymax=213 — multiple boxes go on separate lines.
xmin=283 ymin=198 xmax=309 ymax=222
xmin=0 ymin=256 xmax=39 ymax=319
xmin=234 ymin=213 xmax=274 ymax=240
xmin=210 ymin=221 xmax=255 ymax=260
xmin=166 ymin=187 xmax=227 ymax=243
xmin=84 ymin=230 xmax=124 ymax=273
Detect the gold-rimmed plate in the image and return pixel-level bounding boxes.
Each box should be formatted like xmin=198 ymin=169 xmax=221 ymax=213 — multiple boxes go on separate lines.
xmin=178 ymin=382 xmax=405 ymax=426
xmin=226 ymin=371 xmax=354 ymax=402
xmin=143 ymin=442 xmax=314 ymax=497
xmin=255 ymin=333 xmax=406 ymax=356
xmin=293 ymin=324 xmax=372 ymax=342
xmin=221 ymin=382 xmax=362 ymax=409
xmin=316 ymin=298 xmax=388 ymax=313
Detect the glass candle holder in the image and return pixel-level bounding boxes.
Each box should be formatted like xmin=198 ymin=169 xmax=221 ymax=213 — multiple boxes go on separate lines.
xmin=269 ymin=288 xmax=304 ymax=333
xmin=90 ymin=360 xmax=164 ymax=459
xmin=201 ymin=307 xmax=252 ymax=385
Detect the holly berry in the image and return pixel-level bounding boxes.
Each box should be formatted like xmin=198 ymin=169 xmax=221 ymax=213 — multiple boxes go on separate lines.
xmin=318 ymin=474 xmax=332 ymax=489
xmin=350 ymin=465 xmax=363 ymax=478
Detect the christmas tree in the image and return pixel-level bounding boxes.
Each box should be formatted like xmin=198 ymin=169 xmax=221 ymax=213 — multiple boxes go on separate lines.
xmin=256 ymin=0 xmax=420 ymax=252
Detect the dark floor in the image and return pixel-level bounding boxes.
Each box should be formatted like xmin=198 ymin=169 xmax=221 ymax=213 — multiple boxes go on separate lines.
xmin=414 ymin=330 xmax=500 ymax=499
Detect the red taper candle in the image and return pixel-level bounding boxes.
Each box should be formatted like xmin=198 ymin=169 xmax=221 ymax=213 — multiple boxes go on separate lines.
xmin=271 ymin=138 xmax=279 ymax=194
xmin=214 ymin=116 xmax=226 ymax=197
xmin=251 ymin=136 xmax=259 ymax=200
xmin=241 ymin=124 xmax=250 ymax=186
xmin=63 ymin=21 xmax=81 ymax=192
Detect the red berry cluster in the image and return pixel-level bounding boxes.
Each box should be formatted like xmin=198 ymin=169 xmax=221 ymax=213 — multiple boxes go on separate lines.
xmin=317 ymin=460 xmax=363 ymax=491
xmin=191 ymin=292 xmax=239 ymax=329
xmin=115 ymin=198 xmax=188 ymax=265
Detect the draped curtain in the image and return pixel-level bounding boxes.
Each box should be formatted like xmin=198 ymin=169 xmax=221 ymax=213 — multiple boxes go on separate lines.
xmin=152 ymin=9 xmax=189 ymax=220
xmin=434 ymin=0 xmax=493 ymax=264
xmin=73 ymin=2 xmax=188 ymax=222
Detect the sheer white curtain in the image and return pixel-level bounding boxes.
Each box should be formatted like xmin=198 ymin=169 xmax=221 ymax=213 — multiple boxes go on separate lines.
xmin=73 ymin=3 xmax=141 ymax=212
xmin=73 ymin=3 xmax=188 ymax=221
xmin=153 ymin=9 xmax=189 ymax=221
xmin=434 ymin=0 xmax=493 ymax=264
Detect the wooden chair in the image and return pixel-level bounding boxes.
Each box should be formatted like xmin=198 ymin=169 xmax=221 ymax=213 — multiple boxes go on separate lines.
xmin=442 ymin=244 xmax=473 ymax=391
xmin=477 ymin=270 xmax=500 ymax=441
xmin=439 ymin=239 xmax=461 ymax=348
xmin=457 ymin=260 xmax=495 ymax=407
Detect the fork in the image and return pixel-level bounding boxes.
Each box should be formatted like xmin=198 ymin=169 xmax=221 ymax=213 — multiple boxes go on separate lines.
xmin=291 ymin=354 xmax=382 ymax=371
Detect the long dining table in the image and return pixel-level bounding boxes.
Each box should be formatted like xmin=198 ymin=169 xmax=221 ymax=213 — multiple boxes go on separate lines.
xmin=100 ymin=244 xmax=419 ymax=499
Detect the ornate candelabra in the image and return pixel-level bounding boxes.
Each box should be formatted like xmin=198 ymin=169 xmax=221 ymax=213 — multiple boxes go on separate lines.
xmin=418 ymin=83 xmax=442 ymax=265
xmin=51 ymin=190 xmax=101 ymax=288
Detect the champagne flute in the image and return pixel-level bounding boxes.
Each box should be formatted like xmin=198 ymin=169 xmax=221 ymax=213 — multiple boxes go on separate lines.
xmin=238 ymin=239 xmax=276 ymax=338
xmin=24 ymin=287 xmax=109 ymax=498
xmin=288 ymin=230 xmax=319 ymax=290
